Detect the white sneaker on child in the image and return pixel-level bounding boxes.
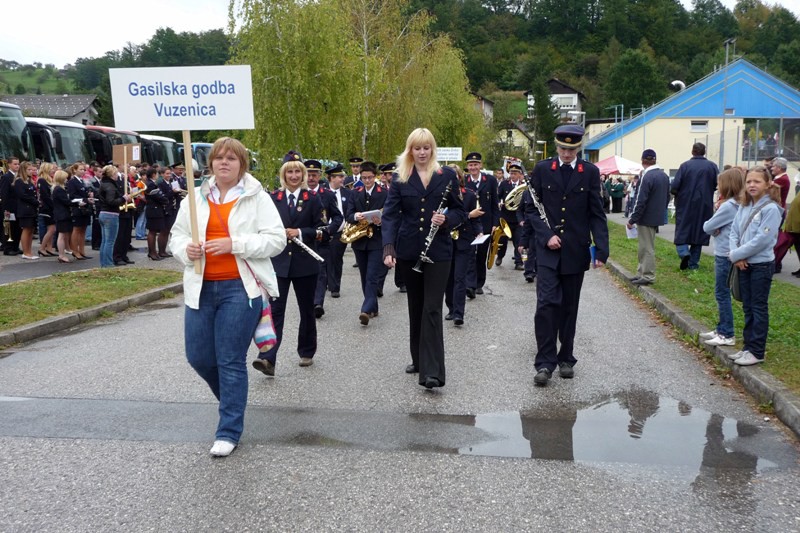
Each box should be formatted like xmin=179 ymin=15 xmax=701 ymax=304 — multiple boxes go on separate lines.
xmin=734 ymin=352 xmax=764 ymax=366
xmin=210 ymin=440 xmax=236 ymax=457
xmin=705 ymin=334 xmax=735 ymax=346
xmin=699 ymin=330 xmax=718 ymax=340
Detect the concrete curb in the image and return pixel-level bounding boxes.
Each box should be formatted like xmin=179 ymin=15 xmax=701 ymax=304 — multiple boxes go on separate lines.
xmin=0 ymin=282 xmax=184 ymax=349
xmin=606 ymin=260 xmax=800 ymax=439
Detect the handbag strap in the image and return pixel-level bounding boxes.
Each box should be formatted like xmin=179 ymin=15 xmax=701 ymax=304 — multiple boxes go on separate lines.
xmin=209 ymin=199 xmax=265 ymax=292
xmin=736 ymin=200 xmax=773 ymax=247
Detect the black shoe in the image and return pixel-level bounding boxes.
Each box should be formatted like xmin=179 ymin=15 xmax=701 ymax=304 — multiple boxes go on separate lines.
xmin=359 ymin=312 xmax=370 ymax=325
xmin=91 ymin=246 xmax=100 ymax=251
xmin=525 ymin=276 xmax=535 ymax=283
xmin=454 ymin=317 xmax=464 ymax=326
xmin=445 ymin=313 xmax=454 ymax=320
xmin=314 ymin=305 xmax=325 ymax=318
xmin=629 ymin=276 xmax=641 ymax=282
xmin=632 ymin=278 xmax=653 ymax=286
xmin=495 ymin=257 xmax=502 ymax=267
xmin=399 ymin=285 xmax=407 ymax=293
xmin=514 ymin=264 xmax=524 ymax=271
xmin=774 ymin=266 xmax=782 ymax=274
xmin=377 ymin=289 xmax=383 ymax=298
xmin=252 ymin=359 xmax=275 ymax=377
xmin=331 ymin=291 xmax=340 ymax=298
xmin=124 ymin=258 xmax=135 ymax=264
xmin=466 ymin=288 xmax=475 ymax=299
xmin=352 ymin=263 xmax=358 ymax=268
xmin=680 ymin=255 xmax=690 ymax=270
xmin=405 ymin=364 xmax=419 ymax=374
xmin=558 ymin=363 xmax=575 ymax=379
xmin=114 ymin=260 xmax=127 ymax=266
xmin=792 ymin=269 xmax=800 ymax=278
xmin=128 ymin=245 xmax=138 ymax=251
xmin=476 ymin=287 xmax=484 ymax=295
xmin=534 ymin=368 xmax=552 ymax=386
xmin=423 ymin=376 xmax=442 ymax=389
xmin=4 ymin=249 xmax=19 ymax=256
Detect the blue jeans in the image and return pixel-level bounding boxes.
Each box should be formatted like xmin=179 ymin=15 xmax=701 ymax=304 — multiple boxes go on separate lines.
xmin=185 ymin=279 xmax=261 ymax=444
xmin=739 ymin=262 xmax=773 ymax=359
xmin=676 ymin=244 xmax=703 ymax=269
xmin=713 ymin=256 xmax=734 ymax=337
xmin=98 ymin=212 xmax=120 ymax=268
xmin=135 ymin=210 xmax=147 ymax=239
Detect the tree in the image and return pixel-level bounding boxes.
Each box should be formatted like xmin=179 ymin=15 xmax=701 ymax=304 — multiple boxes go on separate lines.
xmin=14 ymin=83 xmax=25 ymax=94
xmin=604 ymin=49 xmax=667 ymax=111
xmin=528 ymin=78 xmax=560 ymax=155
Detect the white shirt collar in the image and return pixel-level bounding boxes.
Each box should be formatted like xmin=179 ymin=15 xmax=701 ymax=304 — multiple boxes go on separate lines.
xmin=209 ymin=179 xmax=245 ymax=204
xmin=558 ymin=159 xmax=576 ymax=169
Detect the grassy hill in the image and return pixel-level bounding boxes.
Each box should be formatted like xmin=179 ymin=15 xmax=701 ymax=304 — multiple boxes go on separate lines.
xmin=0 ymin=67 xmax=75 ymax=96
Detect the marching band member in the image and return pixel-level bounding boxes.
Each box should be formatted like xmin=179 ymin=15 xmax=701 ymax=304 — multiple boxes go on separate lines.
xmin=325 ymin=164 xmax=352 ymax=298
xmin=496 ymin=161 xmax=525 ymax=269
xmin=445 ymin=164 xmax=482 ymax=326
xmin=464 ymin=152 xmax=499 ymax=296
xmin=348 ymin=161 xmax=387 ymax=325
xmin=382 ymin=128 xmax=465 ymax=389
xmin=306 ymin=159 xmax=342 ymax=318
xmin=252 ymin=151 xmax=325 ymax=377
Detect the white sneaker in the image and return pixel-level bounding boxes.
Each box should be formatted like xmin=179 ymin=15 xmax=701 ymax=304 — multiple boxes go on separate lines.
xmin=728 ymin=350 xmax=745 ymax=361
xmin=734 ymin=352 xmax=764 ymax=366
xmin=699 ymin=330 xmax=718 ymax=340
xmin=209 ymin=440 xmax=236 ymax=457
xmin=705 ymin=334 xmax=735 ymax=346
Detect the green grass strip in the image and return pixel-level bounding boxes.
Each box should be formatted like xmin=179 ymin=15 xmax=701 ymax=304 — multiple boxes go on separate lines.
xmin=608 ymin=222 xmax=800 ymax=395
xmin=0 ymin=268 xmax=181 ymax=330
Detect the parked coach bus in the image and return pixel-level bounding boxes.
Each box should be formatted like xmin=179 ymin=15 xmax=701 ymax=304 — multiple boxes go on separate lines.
xmin=26 ymin=117 xmax=93 ymax=169
xmin=140 ymin=134 xmax=181 ymax=168
xmin=0 ymin=101 xmax=34 ymax=163
xmin=85 ymin=125 xmax=141 ymax=166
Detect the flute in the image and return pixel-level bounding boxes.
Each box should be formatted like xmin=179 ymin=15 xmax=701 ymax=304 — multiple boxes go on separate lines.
xmin=291 ymin=236 xmax=325 ymax=262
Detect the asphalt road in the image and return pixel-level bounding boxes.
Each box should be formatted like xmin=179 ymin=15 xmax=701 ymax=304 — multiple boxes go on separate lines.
xmin=1 ymin=248 xmax=799 ymax=531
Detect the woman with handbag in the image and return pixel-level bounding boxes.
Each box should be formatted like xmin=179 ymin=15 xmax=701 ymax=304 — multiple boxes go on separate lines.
xmin=727 ymin=166 xmax=783 ymax=367
xmin=169 ymin=137 xmax=285 ymax=457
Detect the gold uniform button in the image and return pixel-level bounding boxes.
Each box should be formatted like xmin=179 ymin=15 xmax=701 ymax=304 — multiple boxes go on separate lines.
xmin=561 ymin=219 xmax=565 ymax=223
xmin=560 ymin=229 xmax=564 ymax=234
xmin=562 ymin=196 xmax=566 ymax=200
xmin=421 ymin=208 xmax=425 ymax=212
xmin=561 ymin=207 xmax=566 ymax=212
xmin=419 ymin=227 xmax=424 ymax=231
xmin=421 ymin=198 xmax=426 ymax=203
xmin=419 ymin=218 xmax=424 ymax=222
xmin=288 ymin=251 xmax=292 ymax=256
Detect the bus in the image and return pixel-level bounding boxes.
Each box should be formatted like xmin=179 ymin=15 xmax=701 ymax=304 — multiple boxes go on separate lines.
xmin=0 ymin=101 xmax=33 ymax=163
xmin=140 ymin=134 xmax=180 ymax=168
xmin=85 ymin=125 xmax=141 ymax=165
xmin=26 ymin=117 xmax=93 ymax=168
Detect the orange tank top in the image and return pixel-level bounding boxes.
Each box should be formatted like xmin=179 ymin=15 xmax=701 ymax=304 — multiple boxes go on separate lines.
xmin=203 ymin=200 xmax=240 ymax=281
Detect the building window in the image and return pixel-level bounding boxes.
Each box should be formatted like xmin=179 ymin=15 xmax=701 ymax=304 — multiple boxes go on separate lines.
xmin=690 ymin=120 xmax=709 ymax=133
xmin=725 ymin=108 xmax=735 ymax=116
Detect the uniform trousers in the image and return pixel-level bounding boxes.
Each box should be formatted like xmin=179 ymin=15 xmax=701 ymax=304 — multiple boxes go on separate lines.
xmin=114 ymin=215 xmax=133 ymax=262
xmin=328 ymin=235 xmax=347 ymax=293
xmin=523 ymin=230 xmax=537 ymax=279
xmin=534 ymin=266 xmax=585 ymax=372
xmin=397 ymin=259 xmax=449 ymax=385
xmin=445 ymin=246 xmax=471 ymax=320
xmin=314 ymin=241 xmax=331 ymax=306
xmin=497 ymin=220 xmax=522 ymax=265
xmin=260 ymin=274 xmax=317 ymax=365
xmin=354 ymin=248 xmax=384 ymax=314
xmin=471 ymin=240 xmax=490 ymax=289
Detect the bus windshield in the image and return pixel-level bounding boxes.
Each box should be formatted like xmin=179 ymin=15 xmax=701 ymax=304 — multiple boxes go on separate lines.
xmin=0 ymin=105 xmax=29 ymax=160
xmin=57 ymin=126 xmax=93 ymax=165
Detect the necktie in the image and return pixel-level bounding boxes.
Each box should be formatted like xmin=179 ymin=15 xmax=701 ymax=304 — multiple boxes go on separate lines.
xmin=288 ymin=193 xmax=295 ymax=211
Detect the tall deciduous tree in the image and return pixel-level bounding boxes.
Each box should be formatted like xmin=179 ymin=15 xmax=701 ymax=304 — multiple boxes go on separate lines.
xmin=604 ymin=48 xmax=667 ymax=111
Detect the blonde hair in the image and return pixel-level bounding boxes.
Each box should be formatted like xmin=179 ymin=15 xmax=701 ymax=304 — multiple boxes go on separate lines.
xmin=278 ymin=160 xmax=308 ymax=190
xmin=100 ymin=165 xmax=117 ymax=179
xmin=717 ymin=167 xmax=745 ymax=202
xmin=38 ymin=162 xmax=56 ymax=184
xmin=447 ymin=163 xmax=465 ymax=186
xmin=395 ymin=128 xmax=440 ymax=183
xmin=208 ymin=137 xmax=249 ymax=180
xmin=53 ymin=170 xmax=68 ymax=187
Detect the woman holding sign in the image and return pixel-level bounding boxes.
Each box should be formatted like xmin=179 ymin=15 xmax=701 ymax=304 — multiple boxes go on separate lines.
xmin=169 ymin=137 xmax=286 ymax=457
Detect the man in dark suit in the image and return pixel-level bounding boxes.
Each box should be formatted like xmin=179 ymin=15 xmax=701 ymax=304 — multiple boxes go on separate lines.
xmin=344 ymin=157 xmax=363 ymax=189
xmin=464 ymin=152 xmax=499 ymax=294
xmin=306 ymin=159 xmax=343 ymax=318
xmin=325 ymin=164 xmax=352 ymax=298
xmin=348 ymin=161 xmax=388 ymax=325
xmin=626 ymin=149 xmax=671 ymax=285
xmin=1 ymin=157 xmax=22 ymax=254
xmin=671 ymin=142 xmax=718 ymax=270
xmin=526 ymin=125 xmax=609 ymax=386
xmin=496 ymin=161 xmax=525 ymax=269
xmin=445 ymin=173 xmax=483 ymax=326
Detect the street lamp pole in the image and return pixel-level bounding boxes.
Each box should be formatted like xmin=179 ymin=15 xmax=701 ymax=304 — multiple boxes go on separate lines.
xmin=536 ymin=140 xmax=547 ymax=161
xmin=605 ymin=104 xmax=624 ymax=155
xmin=720 ymin=37 xmax=735 ymax=168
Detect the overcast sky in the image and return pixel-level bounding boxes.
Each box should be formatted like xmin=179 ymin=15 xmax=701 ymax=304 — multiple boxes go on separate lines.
xmin=3 ymin=0 xmax=800 ymax=68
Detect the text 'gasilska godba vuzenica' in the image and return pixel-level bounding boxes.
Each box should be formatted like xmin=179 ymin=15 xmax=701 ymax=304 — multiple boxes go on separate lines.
xmin=127 ymin=80 xmax=237 ymax=117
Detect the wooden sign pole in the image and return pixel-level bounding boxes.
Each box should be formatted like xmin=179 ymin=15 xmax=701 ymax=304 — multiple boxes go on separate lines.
xmin=182 ymin=129 xmax=201 ymax=274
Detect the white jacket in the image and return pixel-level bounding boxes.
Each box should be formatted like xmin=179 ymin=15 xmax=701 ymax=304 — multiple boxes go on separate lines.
xmin=168 ymin=173 xmax=286 ymax=309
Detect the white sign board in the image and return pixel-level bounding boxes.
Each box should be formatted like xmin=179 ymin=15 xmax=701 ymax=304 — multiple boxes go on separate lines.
xmin=437 ymin=147 xmax=463 ymax=161
xmin=109 ymin=65 xmax=254 ymax=131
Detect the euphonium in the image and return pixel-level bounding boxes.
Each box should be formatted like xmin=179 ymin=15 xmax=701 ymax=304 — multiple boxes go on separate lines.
xmin=503 ymin=183 xmax=527 ymax=211
xmin=486 ymin=218 xmax=512 ymax=270
xmin=340 ymin=219 xmax=373 ymax=243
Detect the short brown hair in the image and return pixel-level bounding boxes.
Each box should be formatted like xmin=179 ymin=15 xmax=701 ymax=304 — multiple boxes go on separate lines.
xmin=208 ymin=137 xmax=249 ymax=180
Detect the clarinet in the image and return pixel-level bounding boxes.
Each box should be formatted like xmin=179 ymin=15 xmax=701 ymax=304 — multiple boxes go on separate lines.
xmin=522 ymin=173 xmax=552 ymax=231
xmin=291 ymin=236 xmax=325 ymax=263
xmin=412 ymin=180 xmax=452 ymax=273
